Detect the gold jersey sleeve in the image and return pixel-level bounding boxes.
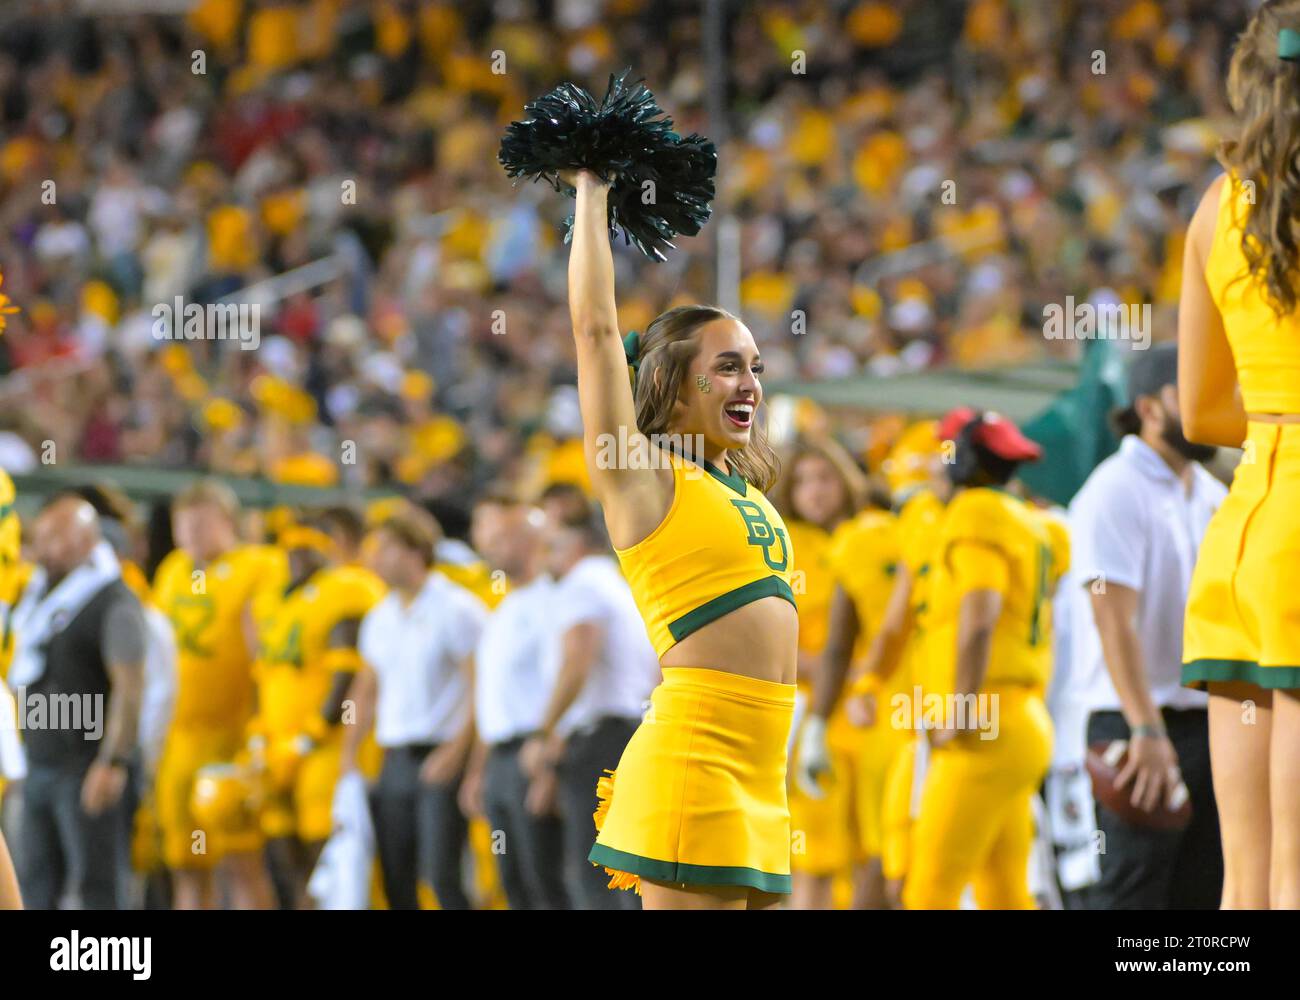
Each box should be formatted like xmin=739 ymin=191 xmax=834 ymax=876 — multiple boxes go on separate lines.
xmin=897 ymin=489 xmax=946 ymax=673
xmin=827 ymin=510 xmax=912 ymax=739
xmin=154 ymin=544 xmax=290 ymax=730
xmin=827 ymin=509 xmax=900 ymax=648
xmin=824 ymin=510 xmax=912 ymax=757
xmin=897 ymin=489 xmax=944 ymax=578
xmin=785 ymin=519 xmax=835 ymax=656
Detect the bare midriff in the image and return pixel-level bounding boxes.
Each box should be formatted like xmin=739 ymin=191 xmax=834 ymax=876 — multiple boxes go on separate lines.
xmin=659 ymin=595 xmax=799 ymax=685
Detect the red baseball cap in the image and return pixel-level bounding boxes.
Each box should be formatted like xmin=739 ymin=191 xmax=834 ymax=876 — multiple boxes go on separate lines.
xmin=938 ymin=407 xmax=1042 ymax=462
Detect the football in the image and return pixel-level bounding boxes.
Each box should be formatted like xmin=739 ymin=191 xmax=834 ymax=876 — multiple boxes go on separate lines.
xmin=1085 ymin=740 xmax=1193 ymax=832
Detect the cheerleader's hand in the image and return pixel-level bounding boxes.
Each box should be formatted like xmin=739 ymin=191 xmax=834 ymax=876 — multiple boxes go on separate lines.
xmin=561 ymin=168 xmax=614 ymax=190
xmin=795 ymin=715 xmax=831 ymax=800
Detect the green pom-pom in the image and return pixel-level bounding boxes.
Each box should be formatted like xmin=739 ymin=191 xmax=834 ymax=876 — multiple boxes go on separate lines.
xmin=498 ymin=69 xmax=716 ymax=262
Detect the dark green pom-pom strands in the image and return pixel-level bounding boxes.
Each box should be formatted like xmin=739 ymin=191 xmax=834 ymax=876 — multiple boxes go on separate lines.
xmin=498 ymin=70 xmax=716 ymax=262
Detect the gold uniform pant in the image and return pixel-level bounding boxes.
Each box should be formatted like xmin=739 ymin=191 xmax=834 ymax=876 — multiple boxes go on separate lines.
xmin=881 ymin=737 xmax=920 ymax=883
xmin=903 ymin=687 xmax=1052 ymax=910
xmin=590 ymin=667 xmax=796 ymax=894
xmin=789 ymin=701 xmax=907 ymax=875
xmin=1184 ymin=421 xmax=1300 ymax=690
xmin=156 ymin=725 xmax=251 ymax=869
xmin=261 ymin=738 xmax=342 ymax=843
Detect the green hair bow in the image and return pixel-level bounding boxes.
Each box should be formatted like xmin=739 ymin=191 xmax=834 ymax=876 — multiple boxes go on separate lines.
xmin=1281 ymin=27 xmax=1300 ymax=61
xmin=623 ymin=330 xmax=641 ymax=391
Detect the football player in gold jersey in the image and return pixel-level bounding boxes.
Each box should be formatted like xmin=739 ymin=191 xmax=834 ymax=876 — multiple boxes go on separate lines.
xmin=901 ymin=410 xmax=1067 ymax=909
xmin=800 ymin=424 xmax=948 ymax=909
xmin=248 ymin=518 xmax=385 ymax=908
xmin=153 ymin=479 xmax=287 ymax=908
xmin=867 ymin=478 xmax=948 ymax=908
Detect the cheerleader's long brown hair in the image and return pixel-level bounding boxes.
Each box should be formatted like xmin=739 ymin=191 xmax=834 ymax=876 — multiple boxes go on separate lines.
xmin=1221 ymin=0 xmax=1300 ymax=315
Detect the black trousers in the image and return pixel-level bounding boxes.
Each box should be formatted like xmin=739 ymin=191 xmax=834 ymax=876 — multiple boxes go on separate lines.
xmin=1086 ymin=708 xmax=1223 ymax=910
xmin=371 ymin=744 xmax=470 ymax=910
xmin=20 ymin=761 xmax=126 ymax=909
xmin=557 ymin=716 xmax=640 ymax=910
xmin=482 ymin=739 xmax=570 ymax=910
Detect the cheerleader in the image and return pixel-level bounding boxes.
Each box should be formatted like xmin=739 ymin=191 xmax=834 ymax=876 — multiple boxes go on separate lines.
xmin=1178 ymin=1 xmax=1300 ymax=909
xmin=568 ymin=169 xmax=799 ymax=910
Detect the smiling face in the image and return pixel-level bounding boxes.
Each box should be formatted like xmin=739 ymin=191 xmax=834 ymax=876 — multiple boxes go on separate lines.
xmin=668 ymin=317 xmax=764 ymax=456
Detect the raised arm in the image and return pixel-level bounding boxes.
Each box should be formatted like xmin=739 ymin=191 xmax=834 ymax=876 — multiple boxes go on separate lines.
xmin=567 ymin=170 xmax=671 ymax=544
xmin=569 ymin=172 xmax=637 ymax=461
xmin=1179 ymin=174 xmax=1248 ymax=447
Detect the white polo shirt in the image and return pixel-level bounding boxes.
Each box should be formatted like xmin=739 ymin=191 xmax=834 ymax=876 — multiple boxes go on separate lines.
xmin=545 ymin=555 xmax=659 ymax=737
xmin=1067 ymin=436 xmax=1226 ymax=714
xmin=474 ymin=574 xmax=556 ymax=746
xmin=359 ymin=572 xmax=487 ymax=747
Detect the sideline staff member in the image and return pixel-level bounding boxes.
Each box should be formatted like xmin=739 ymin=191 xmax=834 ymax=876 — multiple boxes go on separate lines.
xmin=348 ymin=507 xmax=485 ymax=910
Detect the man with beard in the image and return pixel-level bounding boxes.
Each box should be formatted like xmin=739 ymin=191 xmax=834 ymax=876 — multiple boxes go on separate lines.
xmin=1068 ymin=342 xmax=1225 ymax=909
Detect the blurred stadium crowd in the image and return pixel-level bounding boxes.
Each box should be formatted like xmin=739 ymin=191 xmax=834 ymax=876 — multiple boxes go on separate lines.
xmin=0 ymin=0 xmax=1250 ymax=501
